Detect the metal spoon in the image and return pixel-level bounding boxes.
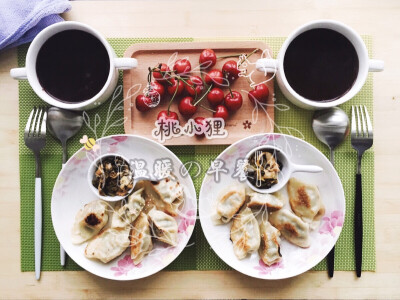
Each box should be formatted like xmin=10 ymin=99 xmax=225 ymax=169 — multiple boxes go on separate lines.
xmin=312 ymin=107 xmax=349 ymax=278
xmin=47 ymin=107 xmax=83 ymax=266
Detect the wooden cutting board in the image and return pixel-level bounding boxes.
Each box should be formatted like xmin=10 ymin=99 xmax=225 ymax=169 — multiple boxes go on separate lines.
xmin=123 ymin=41 xmax=274 ymax=145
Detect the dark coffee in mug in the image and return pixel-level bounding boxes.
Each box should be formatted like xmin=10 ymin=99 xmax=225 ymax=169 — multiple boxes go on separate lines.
xmin=36 ymin=30 xmax=110 ymax=103
xmin=283 ymin=28 xmax=359 ymax=102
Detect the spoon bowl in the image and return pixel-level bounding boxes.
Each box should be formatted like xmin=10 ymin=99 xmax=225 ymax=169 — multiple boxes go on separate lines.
xmin=312 ymin=107 xmax=350 ymax=163
xmin=47 ymin=107 xmax=84 ymax=164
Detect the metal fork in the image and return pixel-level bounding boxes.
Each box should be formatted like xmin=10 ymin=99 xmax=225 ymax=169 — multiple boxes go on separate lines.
xmin=351 ymin=105 xmax=373 ymax=278
xmin=24 ymin=107 xmax=47 ymax=280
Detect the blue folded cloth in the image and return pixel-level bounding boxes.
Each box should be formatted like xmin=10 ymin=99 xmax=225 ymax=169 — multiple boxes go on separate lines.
xmin=0 ymin=0 xmax=71 ymax=51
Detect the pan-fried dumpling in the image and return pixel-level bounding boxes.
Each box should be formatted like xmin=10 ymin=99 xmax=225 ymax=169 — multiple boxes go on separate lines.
xmin=214 ymin=185 xmax=246 ymax=224
xmin=287 ymin=178 xmax=325 ymax=229
xmin=148 ymin=208 xmax=178 ymax=246
xmin=230 ymin=207 xmax=260 ymax=259
xmin=247 ymin=192 xmax=284 ymax=210
xmin=71 ymin=200 xmax=109 ymax=244
xmin=130 ymin=212 xmax=153 ymax=265
xmin=152 ymin=176 xmax=184 ymax=205
xmin=269 ymin=209 xmax=310 ymax=248
xmin=84 ymin=227 xmax=130 ymax=263
xmin=259 ymin=221 xmax=282 ymax=266
xmin=135 ymin=178 xmax=183 ymax=216
xmin=111 ymin=188 xmax=145 ymax=228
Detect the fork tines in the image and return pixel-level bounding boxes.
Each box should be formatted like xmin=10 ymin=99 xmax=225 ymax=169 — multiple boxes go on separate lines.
xmin=24 ymin=107 xmax=47 ymax=138
xmin=351 ymin=105 xmax=373 ymax=139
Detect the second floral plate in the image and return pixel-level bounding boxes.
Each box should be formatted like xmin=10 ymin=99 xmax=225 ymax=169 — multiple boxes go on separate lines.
xmin=199 ymin=133 xmax=345 ymax=279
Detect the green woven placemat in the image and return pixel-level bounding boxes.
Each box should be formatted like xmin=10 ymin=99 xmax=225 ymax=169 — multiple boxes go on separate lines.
xmin=19 ymin=37 xmax=375 ymax=272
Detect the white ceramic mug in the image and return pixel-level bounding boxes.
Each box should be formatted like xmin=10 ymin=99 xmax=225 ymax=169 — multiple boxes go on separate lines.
xmin=10 ymin=21 xmax=137 ymax=111
xmin=256 ymin=20 xmax=384 ymax=110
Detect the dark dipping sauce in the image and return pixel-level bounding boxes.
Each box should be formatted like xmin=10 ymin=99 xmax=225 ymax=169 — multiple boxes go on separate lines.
xmin=246 ymin=149 xmax=282 ymax=190
xmin=92 ymin=156 xmax=133 ymax=197
xmin=283 ymin=28 xmax=359 ymax=102
xmin=36 ymin=30 xmax=110 ymax=103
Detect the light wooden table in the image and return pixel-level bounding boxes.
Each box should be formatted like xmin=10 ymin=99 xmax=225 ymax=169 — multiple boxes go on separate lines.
xmin=1 ymin=0 xmax=399 ymax=299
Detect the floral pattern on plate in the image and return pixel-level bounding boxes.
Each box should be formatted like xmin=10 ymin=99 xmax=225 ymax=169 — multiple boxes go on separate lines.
xmin=199 ymin=133 xmax=345 ymax=280
xmin=111 ymin=255 xmax=142 ymax=277
xmin=52 ymin=134 xmax=197 ymax=281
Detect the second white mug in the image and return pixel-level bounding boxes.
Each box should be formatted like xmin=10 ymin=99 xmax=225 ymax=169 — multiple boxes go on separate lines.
xmin=256 ymin=20 xmax=384 ymax=110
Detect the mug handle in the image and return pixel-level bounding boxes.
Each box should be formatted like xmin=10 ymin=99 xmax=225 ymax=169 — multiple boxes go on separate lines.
xmin=368 ymin=59 xmax=384 ymax=72
xmin=256 ymin=58 xmax=278 ymax=73
xmin=114 ymin=57 xmax=138 ymax=70
xmin=10 ymin=67 xmax=27 ymax=80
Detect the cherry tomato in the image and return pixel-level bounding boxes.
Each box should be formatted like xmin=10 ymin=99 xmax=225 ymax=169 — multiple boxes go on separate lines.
xmin=207 ymin=87 xmax=224 ymax=106
xmin=173 ymin=59 xmax=191 ymax=75
xmin=148 ymin=81 xmax=165 ymax=98
xmin=157 ymin=110 xmax=179 ymax=122
xmin=194 ymin=117 xmax=206 ymax=136
xmin=248 ymin=83 xmax=269 ymax=104
xmin=167 ymin=78 xmax=185 ymax=96
xmin=199 ymin=49 xmax=216 ymax=69
xmin=194 ymin=116 xmax=206 ymax=126
xmin=135 ymin=95 xmax=152 ymax=112
xmin=205 ymin=69 xmax=224 ymax=87
xmin=178 ymin=96 xmax=197 ymax=117
xmin=185 ymin=76 xmax=204 ymax=97
xmin=222 ymin=60 xmax=240 ymax=83
xmin=224 ymin=91 xmax=243 ymax=111
xmin=153 ymin=63 xmax=171 ymax=83
xmin=213 ymin=105 xmax=229 ymax=121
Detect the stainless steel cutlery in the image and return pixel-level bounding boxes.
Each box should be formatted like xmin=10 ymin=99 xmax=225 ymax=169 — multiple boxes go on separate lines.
xmin=24 ymin=107 xmax=47 ymax=280
xmin=47 ymin=107 xmax=83 ymax=267
xmin=312 ymin=107 xmax=349 ymax=277
xmin=351 ymin=105 xmax=373 ymax=277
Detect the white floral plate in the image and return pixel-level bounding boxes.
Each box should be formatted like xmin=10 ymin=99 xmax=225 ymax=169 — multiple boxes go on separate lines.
xmin=51 ymin=135 xmax=197 ymax=280
xmin=199 ymin=133 xmax=345 ymax=279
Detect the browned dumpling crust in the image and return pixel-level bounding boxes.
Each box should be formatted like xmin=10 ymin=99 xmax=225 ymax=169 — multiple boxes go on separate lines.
xmin=71 ymin=200 xmax=109 ymax=245
xmin=84 ymin=227 xmax=131 ymax=263
xmin=214 ymin=185 xmax=246 ymax=224
xmin=230 ymin=207 xmax=261 ymax=259
xmin=287 ymin=178 xmax=325 ymax=229
xmin=247 ymin=192 xmax=285 ymax=211
xmin=130 ymin=212 xmax=153 ymax=264
xmin=269 ymin=209 xmax=310 ymax=248
xmin=259 ymin=220 xmax=282 ymax=266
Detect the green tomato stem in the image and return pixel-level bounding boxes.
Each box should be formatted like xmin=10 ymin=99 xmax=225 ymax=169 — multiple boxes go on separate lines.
xmin=167 ymin=78 xmax=180 ymax=114
xmin=194 ymin=84 xmax=213 ymax=106
xmin=200 ymin=104 xmax=216 ymax=113
xmin=238 ymin=48 xmax=260 ymax=67
xmin=228 ymin=85 xmax=233 ymax=98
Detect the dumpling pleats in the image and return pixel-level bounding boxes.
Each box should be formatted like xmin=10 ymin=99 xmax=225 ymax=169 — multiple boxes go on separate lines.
xmin=111 ymin=188 xmax=145 ymax=228
xmin=214 ymin=185 xmax=246 ymax=224
xmin=71 ymin=200 xmax=109 ymax=245
xmin=148 ymin=208 xmax=178 ymax=246
xmin=130 ymin=212 xmax=153 ymax=265
xmin=84 ymin=227 xmax=131 ymax=263
xmin=135 ymin=179 xmax=183 ymax=217
xmin=259 ymin=220 xmax=282 ymax=266
xmin=247 ymin=192 xmax=284 ymax=211
xmin=269 ymin=209 xmax=310 ymax=248
xmin=287 ymin=178 xmax=325 ymax=229
xmin=230 ymin=207 xmax=261 ymax=259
